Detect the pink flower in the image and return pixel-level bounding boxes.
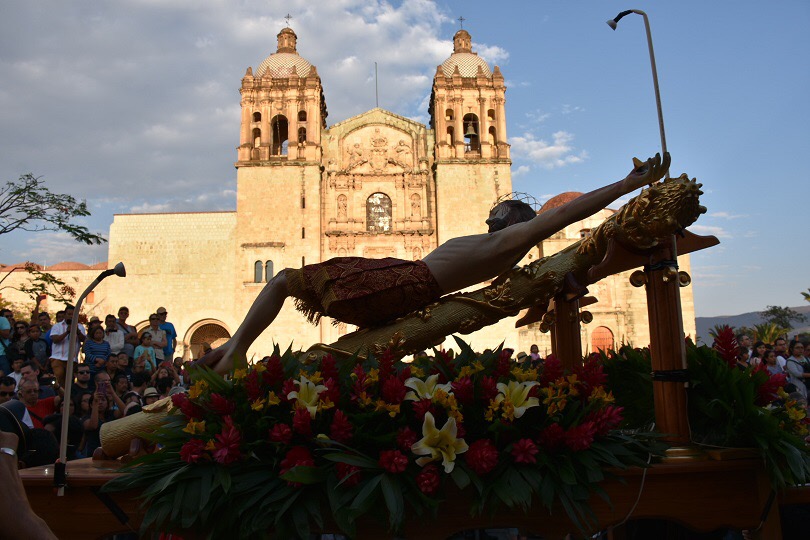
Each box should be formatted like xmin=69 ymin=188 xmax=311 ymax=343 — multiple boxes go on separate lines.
xmin=451 ymin=376 xmax=474 ymax=405
xmin=480 ymin=376 xmax=499 ymax=402
xmin=381 ymin=377 xmax=406 ymax=404
xmin=173 ymin=392 xmax=205 ymax=419
xmin=465 ymin=439 xmax=499 ymax=476
xmin=538 ymin=423 xmax=565 ymax=452
xmin=411 ymin=399 xmax=435 ymax=422
xmin=265 ymin=355 xmax=285 ymax=387
xmin=208 ymin=393 xmax=235 ymax=415
xmin=564 ymin=421 xmax=597 ymax=452
xmin=322 ymin=377 xmax=340 ymax=404
xmin=396 ymin=427 xmax=418 ymax=452
xmin=416 ymin=464 xmax=441 ymax=495
xmin=378 ymin=449 xmax=408 ymax=474
xmin=212 ymin=416 xmax=241 ymax=464
xmin=319 ymin=354 xmax=339 ymax=382
xmin=335 ymin=462 xmax=362 ymax=487
xmin=280 ymin=379 xmax=296 ymax=402
xmin=540 ymin=355 xmax=563 ymax=386
xmin=494 ymin=350 xmax=512 ymax=378
xmin=511 ymin=438 xmax=539 ymax=464
xmin=292 ymin=407 xmax=312 ymax=437
xmin=329 ymin=410 xmax=353 ymax=443
xmin=280 ymin=446 xmax=315 ymax=486
xmin=587 ymin=405 xmax=624 ymax=436
xmin=179 ymin=438 xmax=207 ymax=463
xmin=269 ymin=423 xmax=293 ymax=444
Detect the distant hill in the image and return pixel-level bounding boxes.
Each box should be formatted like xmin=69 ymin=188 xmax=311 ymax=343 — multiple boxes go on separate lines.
xmin=696 ymin=305 xmax=810 ymax=343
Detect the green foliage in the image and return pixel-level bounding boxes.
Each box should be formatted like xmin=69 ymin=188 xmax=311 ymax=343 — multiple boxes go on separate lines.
xmin=0 ymin=263 xmax=76 ymax=307
xmin=601 ymin=346 xmax=655 ymax=428
xmin=802 ymin=288 xmax=810 ymax=303
xmin=752 ymin=322 xmax=789 ymax=344
xmin=0 ymin=174 xmax=106 ymax=244
xmin=761 ymin=305 xmax=807 ymax=332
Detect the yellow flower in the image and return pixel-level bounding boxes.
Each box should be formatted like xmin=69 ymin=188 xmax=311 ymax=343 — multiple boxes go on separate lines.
xmin=366 ymin=368 xmax=379 ymax=385
xmin=233 ymin=368 xmax=247 ymax=380
xmin=411 ymin=412 xmax=468 ymax=473
xmin=183 ymin=419 xmax=206 ymax=435
xmin=254 ymin=362 xmax=267 ymax=373
xmin=510 ymin=366 xmax=538 ymax=382
xmin=287 ymin=375 xmax=328 ymax=418
xmin=188 ymin=380 xmax=209 ymax=400
xmin=495 ymin=380 xmax=539 ymax=419
xmin=299 ymin=370 xmax=323 ymax=384
xmin=404 ymin=374 xmax=452 ymax=401
xmin=374 ymin=400 xmax=400 ymax=417
xmin=204 ymin=439 xmax=216 ymax=451
xmin=457 ymin=361 xmax=485 ymax=379
xmin=251 ymin=398 xmax=266 ymax=411
xmin=319 ymin=397 xmax=335 ymax=412
xmin=267 ymin=391 xmax=281 ymax=406
xmin=589 ymin=386 xmax=614 ymax=404
xmin=409 ymin=365 xmax=425 ymax=378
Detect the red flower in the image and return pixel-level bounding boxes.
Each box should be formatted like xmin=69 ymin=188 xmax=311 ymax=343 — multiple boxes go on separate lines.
xmin=381 ymin=377 xmax=407 ymax=404
xmin=540 ymin=355 xmax=563 ymax=386
xmin=511 ymin=438 xmax=539 ymax=464
xmin=451 ymin=376 xmax=474 ymax=405
xmin=753 ymin=363 xmax=787 ymax=405
xmin=378 ymin=449 xmax=408 ymax=474
xmin=212 ymin=416 xmax=242 ymax=465
xmin=564 ymin=421 xmax=597 ymax=452
xmin=265 ymin=354 xmax=285 ymax=387
xmin=430 ymin=350 xmax=456 ymax=383
xmin=411 ymin=398 xmax=435 ymax=422
xmin=399 ymin=366 xmax=412 ymax=381
xmin=494 ymin=350 xmax=512 ymax=378
xmin=480 ymin=376 xmax=499 ymax=402
xmin=208 ymin=393 xmax=235 ymax=415
xmin=292 ymin=407 xmax=312 ymax=437
xmin=280 ymin=446 xmax=315 ymax=486
xmin=269 ymin=423 xmax=293 ymax=444
xmin=281 ymin=379 xmax=296 ymax=402
xmin=587 ymin=405 xmax=624 ymax=436
xmin=416 ymin=464 xmax=441 ymax=495
xmin=465 ymin=439 xmax=499 ymax=476
xmin=378 ymin=349 xmax=395 ymax=382
xmin=538 ymin=423 xmax=565 ymax=451
xmin=712 ymin=325 xmax=739 ymax=367
xmin=573 ymin=355 xmax=607 ymax=399
xmin=180 ymin=438 xmax=207 ymax=463
xmin=335 ymin=462 xmax=362 ymax=487
xmin=322 ymin=378 xmax=340 ymax=404
xmin=330 ymin=410 xmax=354 ymax=443
xmin=173 ymin=392 xmax=205 ymax=419
xmin=319 ymin=354 xmax=339 ymax=382
xmin=396 ymin=427 xmax=418 ymax=452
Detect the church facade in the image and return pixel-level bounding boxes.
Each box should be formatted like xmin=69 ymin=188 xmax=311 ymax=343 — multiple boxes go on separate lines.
xmin=0 ymin=27 xmax=696 ymax=359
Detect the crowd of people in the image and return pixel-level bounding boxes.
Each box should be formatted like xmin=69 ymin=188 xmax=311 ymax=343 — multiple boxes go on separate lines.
xmin=0 ymin=305 xmax=194 ymax=460
xmin=732 ymin=333 xmax=810 ymax=404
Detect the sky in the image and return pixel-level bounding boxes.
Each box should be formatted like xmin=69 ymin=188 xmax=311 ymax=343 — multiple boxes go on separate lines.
xmin=0 ymin=0 xmax=808 ymax=317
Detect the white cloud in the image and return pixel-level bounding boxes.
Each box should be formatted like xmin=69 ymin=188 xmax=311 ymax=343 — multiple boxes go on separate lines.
xmin=17 ymin=232 xmax=109 ymax=267
xmin=509 ymin=131 xmax=587 ymax=169
xmin=709 ymin=211 xmax=748 ymax=219
xmin=512 ymin=165 xmax=531 ymax=177
xmin=561 ymin=104 xmax=584 ymax=115
xmin=688 ymin=224 xmax=732 ymax=239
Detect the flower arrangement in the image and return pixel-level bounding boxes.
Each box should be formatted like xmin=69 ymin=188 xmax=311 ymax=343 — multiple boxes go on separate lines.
xmin=105 ymin=341 xmax=658 ymax=539
xmin=603 ymin=329 xmax=810 ymax=488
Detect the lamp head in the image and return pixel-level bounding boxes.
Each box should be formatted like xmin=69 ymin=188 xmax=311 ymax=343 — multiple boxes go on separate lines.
xmin=112 ymin=261 xmax=126 ymax=278
xmin=607 ymin=19 xmax=618 ymax=30
xmin=607 ymin=10 xmax=635 ymax=30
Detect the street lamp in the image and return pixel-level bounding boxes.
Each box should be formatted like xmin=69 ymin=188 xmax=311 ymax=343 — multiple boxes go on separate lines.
xmin=607 ymin=9 xmax=668 ymax=171
xmin=55 ymin=261 xmax=126 ymax=495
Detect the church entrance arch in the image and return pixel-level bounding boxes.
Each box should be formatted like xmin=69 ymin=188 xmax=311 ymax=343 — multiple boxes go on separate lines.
xmin=184 ymin=319 xmax=232 ymax=359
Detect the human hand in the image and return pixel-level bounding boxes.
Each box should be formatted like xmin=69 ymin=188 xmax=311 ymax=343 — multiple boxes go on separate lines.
xmin=623 ymin=152 xmax=670 ymax=193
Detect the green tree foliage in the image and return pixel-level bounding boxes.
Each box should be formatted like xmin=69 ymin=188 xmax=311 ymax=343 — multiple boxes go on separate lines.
xmin=0 ymin=174 xmax=106 ymax=244
xmin=752 ymin=322 xmax=789 ymax=344
xmin=760 ymin=305 xmax=807 ymax=331
xmin=802 ymin=288 xmax=810 ymax=303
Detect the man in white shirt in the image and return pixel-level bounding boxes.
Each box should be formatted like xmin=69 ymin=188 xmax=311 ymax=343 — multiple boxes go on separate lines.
xmin=103 ymin=314 xmax=125 ymax=355
xmin=48 ymin=305 xmax=86 ymax=388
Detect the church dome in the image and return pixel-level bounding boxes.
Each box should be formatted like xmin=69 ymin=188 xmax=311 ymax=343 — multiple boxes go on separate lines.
xmin=256 ymin=27 xmax=314 ymax=78
xmin=440 ymin=29 xmax=492 ymax=77
xmin=538 ymin=192 xmax=584 ymax=214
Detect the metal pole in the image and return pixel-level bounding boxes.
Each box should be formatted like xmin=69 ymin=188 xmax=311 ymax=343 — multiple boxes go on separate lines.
xmin=637 ymin=10 xmax=668 ymax=165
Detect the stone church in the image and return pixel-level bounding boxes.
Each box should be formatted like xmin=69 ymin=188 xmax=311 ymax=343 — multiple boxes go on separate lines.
xmin=0 ymin=27 xmax=696 ymax=359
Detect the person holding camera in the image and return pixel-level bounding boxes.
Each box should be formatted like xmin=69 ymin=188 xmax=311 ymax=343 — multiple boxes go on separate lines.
xmin=18 ymin=379 xmax=62 ymax=429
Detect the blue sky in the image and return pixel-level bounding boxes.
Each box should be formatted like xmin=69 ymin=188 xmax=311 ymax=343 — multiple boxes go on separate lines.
xmin=0 ymin=0 xmax=807 ymax=317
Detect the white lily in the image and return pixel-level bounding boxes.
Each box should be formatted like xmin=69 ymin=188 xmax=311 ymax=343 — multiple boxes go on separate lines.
xmin=411 ymin=412 xmax=468 ymax=473
xmin=495 ymin=380 xmax=540 ymax=419
xmin=404 ymin=374 xmax=452 ymax=401
xmin=287 ymin=375 xmax=328 ymax=418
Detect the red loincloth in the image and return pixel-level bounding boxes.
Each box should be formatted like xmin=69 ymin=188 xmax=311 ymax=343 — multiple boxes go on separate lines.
xmin=285 ymin=257 xmax=444 ymax=328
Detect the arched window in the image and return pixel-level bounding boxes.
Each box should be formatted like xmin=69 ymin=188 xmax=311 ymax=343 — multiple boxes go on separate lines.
xmin=253 ymin=261 xmax=263 ymax=283
xmin=253 ymin=111 xmax=261 ymax=122
xmin=591 ymin=326 xmax=615 ymax=353
xmin=488 ymin=126 xmax=498 ymax=157
xmin=298 ymin=127 xmax=307 ymax=143
xmin=487 ymin=108 xmax=495 ymax=122
xmin=265 ymin=260 xmax=274 ymax=281
xmin=463 ymin=113 xmax=480 ymax=153
xmin=298 ymin=110 xmax=307 ymax=122
xmin=270 ymin=115 xmax=289 ymax=155
xmin=446 ymin=126 xmax=455 ymax=145
xmin=252 ymin=128 xmax=261 ymax=148
xmin=366 ymin=192 xmax=392 ymax=233
xmin=445 ymin=108 xmax=454 ymax=122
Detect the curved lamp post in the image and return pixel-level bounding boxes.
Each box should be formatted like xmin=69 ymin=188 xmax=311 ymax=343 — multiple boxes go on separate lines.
xmin=607 ymin=9 xmax=668 ymax=174
xmin=56 ymin=262 xmax=126 ymax=495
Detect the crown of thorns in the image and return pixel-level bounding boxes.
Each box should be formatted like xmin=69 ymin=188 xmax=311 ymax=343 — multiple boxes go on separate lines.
xmin=491 ymin=192 xmax=543 ymax=212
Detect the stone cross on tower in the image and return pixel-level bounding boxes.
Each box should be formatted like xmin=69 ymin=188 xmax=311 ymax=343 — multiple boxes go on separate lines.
xmin=458 ymin=16 xmax=465 ymax=29
xmin=284 ymin=14 xmax=292 ymax=27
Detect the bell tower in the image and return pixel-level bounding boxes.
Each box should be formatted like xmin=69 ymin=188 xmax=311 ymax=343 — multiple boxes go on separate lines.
xmin=430 ymin=29 xmax=512 ymax=244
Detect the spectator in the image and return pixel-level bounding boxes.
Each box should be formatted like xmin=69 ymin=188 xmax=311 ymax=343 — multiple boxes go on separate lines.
xmin=156 ymin=377 xmax=174 ymax=399
xmin=74 ymin=391 xmax=92 ymax=419
xmin=156 ymin=307 xmax=177 ymax=364
xmin=774 ymin=337 xmax=788 ymax=369
xmin=736 ymin=349 xmax=750 ymax=369
xmin=18 ymin=379 xmax=61 ymax=429
xmin=20 ymin=361 xmax=55 ymax=399
xmin=49 ymin=305 xmax=86 ymax=388
xmin=42 ymin=413 xmax=83 ymax=461
xmin=0 ymin=308 xmax=11 ymax=377
xmin=103 ymin=314 xmax=125 ymax=356
xmin=763 ymin=350 xmax=783 ymax=377
xmin=736 ymin=333 xmax=752 ymax=358
xmin=116 ymin=306 xmax=139 ymax=359
xmin=146 ymin=314 xmax=168 ymax=364
xmin=785 ymin=341 xmax=809 ymax=400
xmin=151 ymin=363 xmax=180 ymax=388
xmin=42 ymin=310 xmax=60 ymax=348
xmin=37 ymin=311 xmax=52 ymax=335
xmin=81 ymin=389 xmax=116 ymax=457
xmin=24 ymin=324 xmax=50 ymax=371
xmin=173 ymin=356 xmax=188 ymax=387
xmin=116 ymin=351 xmax=131 ymax=378
xmin=112 ymin=373 xmax=130 ymax=400
xmin=134 ymin=333 xmax=157 ymax=372
xmin=0 ymin=375 xmax=16 ymax=404
xmin=130 ymin=372 xmax=150 ymax=398
xmin=71 ymin=364 xmax=92 ymax=399
xmin=8 ymin=358 xmax=24 ymax=389
xmin=105 ymin=353 xmax=123 ymax=381
xmin=8 ymin=320 xmax=29 ymax=364
xmin=749 ymin=341 xmax=767 ymax=367
xmin=130 ymin=355 xmax=148 ymax=378
xmin=93 ymin=371 xmax=126 ymax=418
xmin=83 ymin=326 xmax=111 ymax=370
xmin=143 ymin=387 xmax=160 ymax=406
xmin=0 ymin=308 xmax=16 ymax=330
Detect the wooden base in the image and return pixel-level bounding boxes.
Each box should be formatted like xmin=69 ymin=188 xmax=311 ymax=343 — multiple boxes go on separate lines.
xmin=19 ymin=457 xmax=798 ymax=540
